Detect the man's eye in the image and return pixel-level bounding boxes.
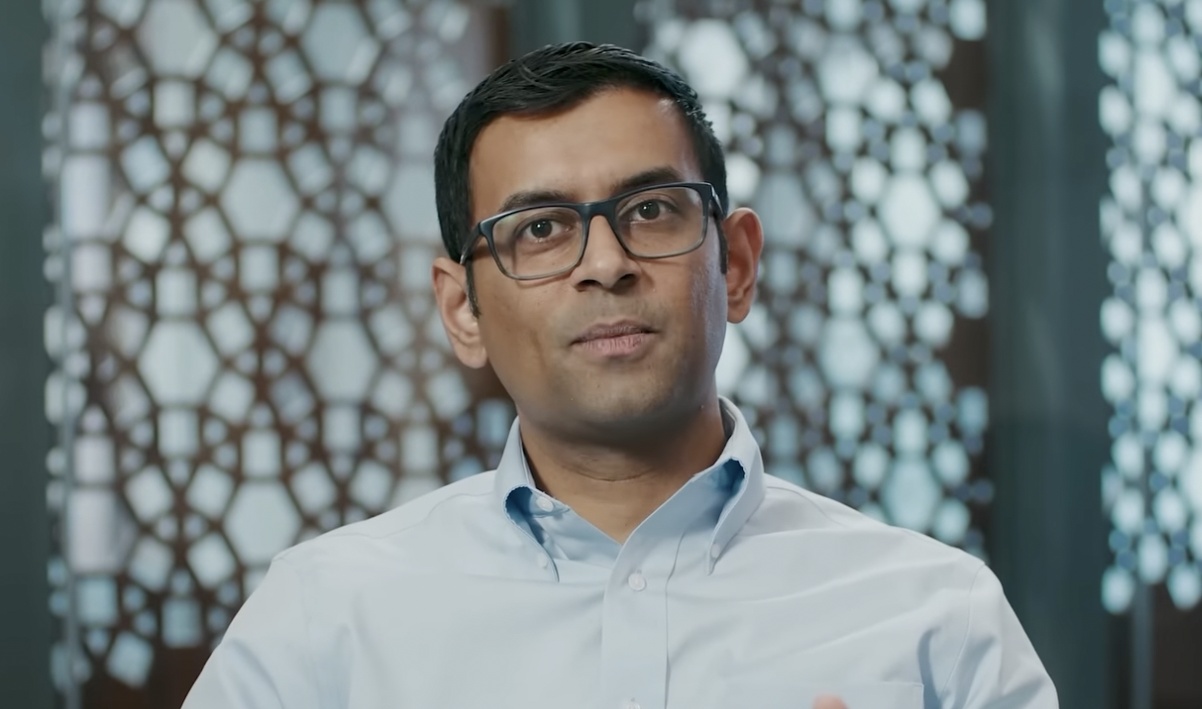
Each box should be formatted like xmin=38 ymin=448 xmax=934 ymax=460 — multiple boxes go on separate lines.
xmin=636 ymin=201 xmax=663 ymax=219
xmin=528 ymin=220 xmax=554 ymax=238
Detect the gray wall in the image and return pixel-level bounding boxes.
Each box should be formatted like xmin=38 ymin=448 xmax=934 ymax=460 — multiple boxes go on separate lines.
xmin=0 ymin=2 xmax=54 ymax=708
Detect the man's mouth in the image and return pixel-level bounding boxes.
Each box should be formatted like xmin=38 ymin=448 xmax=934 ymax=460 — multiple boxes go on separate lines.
xmin=572 ymin=322 xmax=656 ymax=357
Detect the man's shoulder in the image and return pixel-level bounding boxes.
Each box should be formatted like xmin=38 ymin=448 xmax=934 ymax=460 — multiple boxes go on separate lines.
xmin=755 ymin=473 xmax=985 ymax=580
xmin=273 ymin=471 xmax=498 ymax=574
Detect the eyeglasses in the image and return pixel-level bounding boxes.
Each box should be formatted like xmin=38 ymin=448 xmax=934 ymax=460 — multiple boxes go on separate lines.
xmin=460 ymin=182 xmax=721 ymax=280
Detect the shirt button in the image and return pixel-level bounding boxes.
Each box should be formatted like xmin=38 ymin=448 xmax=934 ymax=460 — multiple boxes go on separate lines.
xmin=535 ymin=495 xmax=554 ymax=512
xmin=710 ymin=543 xmax=722 ymax=559
xmin=627 ymin=572 xmax=646 ymax=591
xmin=623 ymin=702 xmax=640 ymax=709
xmin=536 ymin=555 xmax=549 ymax=569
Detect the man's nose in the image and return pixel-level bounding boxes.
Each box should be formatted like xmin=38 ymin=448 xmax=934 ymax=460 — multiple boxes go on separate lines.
xmin=570 ymin=214 xmax=639 ymax=290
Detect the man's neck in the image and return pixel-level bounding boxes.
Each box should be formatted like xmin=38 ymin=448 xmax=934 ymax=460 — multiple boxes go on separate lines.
xmin=517 ymin=398 xmax=729 ymax=543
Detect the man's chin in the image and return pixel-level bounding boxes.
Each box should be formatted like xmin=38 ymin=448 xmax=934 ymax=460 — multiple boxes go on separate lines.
xmin=560 ymin=385 xmax=694 ymax=439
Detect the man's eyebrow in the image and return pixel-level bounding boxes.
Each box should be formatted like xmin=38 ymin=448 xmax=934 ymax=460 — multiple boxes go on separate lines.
xmin=492 ymin=166 xmax=690 ymax=216
xmin=609 ymin=167 xmax=687 ymax=195
xmin=496 ymin=188 xmax=576 ymax=215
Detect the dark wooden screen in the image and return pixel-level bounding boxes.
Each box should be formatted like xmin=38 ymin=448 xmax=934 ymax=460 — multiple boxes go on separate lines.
xmin=637 ymin=0 xmax=994 ymax=555
xmin=42 ymin=1 xmax=507 ymax=706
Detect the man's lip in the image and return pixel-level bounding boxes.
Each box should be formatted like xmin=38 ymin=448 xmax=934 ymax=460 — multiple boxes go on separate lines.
xmin=572 ymin=321 xmax=656 ymax=344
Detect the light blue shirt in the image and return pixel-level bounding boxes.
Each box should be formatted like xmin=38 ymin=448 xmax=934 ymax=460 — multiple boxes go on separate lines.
xmin=183 ymin=400 xmax=1056 ymax=709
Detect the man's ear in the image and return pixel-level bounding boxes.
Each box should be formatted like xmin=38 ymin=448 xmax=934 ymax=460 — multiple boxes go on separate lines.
xmin=721 ymin=207 xmax=764 ymax=324
xmin=432 ymin=257 xmax=488 ymax=369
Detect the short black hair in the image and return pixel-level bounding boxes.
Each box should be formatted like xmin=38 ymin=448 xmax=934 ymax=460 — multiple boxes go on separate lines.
xmin=433 ymin=42 xmax=729 ymax=265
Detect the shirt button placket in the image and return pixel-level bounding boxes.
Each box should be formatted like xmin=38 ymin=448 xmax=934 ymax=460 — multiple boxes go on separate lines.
xmin=601 ymin=545 xmax=668 ymax=709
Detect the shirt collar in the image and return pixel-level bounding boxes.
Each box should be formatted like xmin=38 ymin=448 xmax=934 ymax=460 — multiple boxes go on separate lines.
xmin=492 ymin=397 xmax=765 ymax=573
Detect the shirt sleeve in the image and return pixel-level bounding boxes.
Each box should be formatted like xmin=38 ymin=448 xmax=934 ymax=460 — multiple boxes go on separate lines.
xmin=937 ymin=565 xmax=1059 ymax=709
xmin=181 ymin=555 xmax=324 ymax=709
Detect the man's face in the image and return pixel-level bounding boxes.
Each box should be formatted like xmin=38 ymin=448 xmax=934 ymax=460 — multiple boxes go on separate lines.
xmin=443 ymin=88 xmax=747 ymax=440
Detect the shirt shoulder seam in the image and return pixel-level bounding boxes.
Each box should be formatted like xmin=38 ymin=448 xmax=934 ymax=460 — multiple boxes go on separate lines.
xmin=277 ymin=487 xmax=495 ymax=557
xmin=760 ymin=482 xmax=854 ymax=529
xmin=272 ymin=553 xmax=331 ymax=706
xmin=937 ymin=562 xmax=988 ymax=701
xmin=768 ymin=481 xmax=992 ymax=561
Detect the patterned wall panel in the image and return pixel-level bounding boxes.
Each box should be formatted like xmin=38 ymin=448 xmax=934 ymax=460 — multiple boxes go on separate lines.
xmin=42 ymin=0 xmax=507 ymax=702
xmin=1099 ymin=0 xmax=1202 ymax=612
xmin=637 ymin=0 xmax=992 ymax=555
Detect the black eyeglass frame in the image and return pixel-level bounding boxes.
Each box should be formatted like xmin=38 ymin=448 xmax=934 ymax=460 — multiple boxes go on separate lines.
xmin=459 ymin=181 xmax=723 ymax=281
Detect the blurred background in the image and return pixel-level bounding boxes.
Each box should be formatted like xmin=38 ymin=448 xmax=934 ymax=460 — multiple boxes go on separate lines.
xmin=1 ymin=0 xmax=1200 ymax=707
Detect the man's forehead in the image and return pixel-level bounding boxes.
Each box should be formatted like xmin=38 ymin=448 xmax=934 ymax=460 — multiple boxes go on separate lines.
xmin=466 ymin=88 xmax=702 ymax=214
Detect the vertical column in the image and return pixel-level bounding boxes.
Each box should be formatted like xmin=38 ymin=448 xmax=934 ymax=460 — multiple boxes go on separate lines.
xmin=0 ymin=3 xmax=54 ymax=708
xmin=985 ymin=0 xmax=1111 ymax=707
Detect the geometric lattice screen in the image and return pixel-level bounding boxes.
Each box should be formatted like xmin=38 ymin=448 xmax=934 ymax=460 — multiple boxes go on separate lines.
xmin=1100 ymin=0 xmax=1202 ymax=612
xmin=639 ymin=0 xmax=993 ymax=557
xmin=42 ymin=0 xmax=505 ymax=702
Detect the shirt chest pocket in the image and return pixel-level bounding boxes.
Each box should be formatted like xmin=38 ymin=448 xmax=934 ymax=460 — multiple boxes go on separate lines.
xmin=717 ymin=680 xmax=925 ymax=709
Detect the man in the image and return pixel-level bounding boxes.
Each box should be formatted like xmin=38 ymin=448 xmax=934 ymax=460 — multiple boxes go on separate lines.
xmin=183 ymin=43 xmax=1056 ymax=709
